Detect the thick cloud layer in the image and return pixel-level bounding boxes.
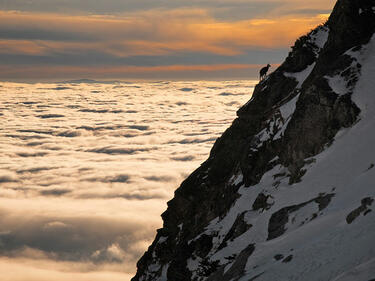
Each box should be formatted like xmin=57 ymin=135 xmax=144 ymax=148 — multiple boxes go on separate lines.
xmin=0 ymin=80 xmax=256 ymax=279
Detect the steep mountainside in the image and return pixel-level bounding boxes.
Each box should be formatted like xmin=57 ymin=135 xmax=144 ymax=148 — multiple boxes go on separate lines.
xmin=132 ymin=0 xmax=375 ymax=280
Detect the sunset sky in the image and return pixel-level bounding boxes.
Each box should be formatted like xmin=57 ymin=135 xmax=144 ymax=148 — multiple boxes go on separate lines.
xmin=0 ymin=0 xmax=335 ymax=81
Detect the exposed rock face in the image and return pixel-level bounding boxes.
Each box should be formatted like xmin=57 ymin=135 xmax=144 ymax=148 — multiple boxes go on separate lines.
xmin=132 ymin=1 xmax=375 ymax=280
xmin=267 ymin=193 xmax=334 ymax=240
xmin=346 ymin=197 xmax=374 ymax=224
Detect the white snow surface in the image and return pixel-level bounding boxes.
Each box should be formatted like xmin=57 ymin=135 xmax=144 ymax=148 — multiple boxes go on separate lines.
xmin=310 ymin=26 xmax=330 ymax=52
xmin=252 ymin=92 xmax=300 ymax=144
xmin=191 ymin=35 xmax=375 ymax=281
xmin=330 ymin=257 xmax=375 ymax=281
xmin=326 ymin=42 xmax=366 ymax=96
xmin=279 ymin=93 xmax=299 ymax=121
xmin=284 ymin=63 xmax=315 ymax=88
xmin=273 ymin=93 xmax=300 ymax=140
xmin=326 ymin=73 xmax=351 ymax=95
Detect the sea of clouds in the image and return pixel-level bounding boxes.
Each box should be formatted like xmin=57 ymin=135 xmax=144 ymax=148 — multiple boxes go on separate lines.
xmin=0 ymin=80 xmax=256 ymax=280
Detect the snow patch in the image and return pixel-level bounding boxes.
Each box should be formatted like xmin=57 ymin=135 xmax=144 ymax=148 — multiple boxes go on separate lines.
xmin=284 ymin=63 xmax=315 ymax=88
xmin=310 ymin=26 xmax=329 ymax=51
xmin=326 ymin=74 xmax=350 ymax=96
xmin=279 ymin=94 xmax=299 ymax=120
xmin=158 ymin=263 xmax=170 ymax=281
xmin=158 ymin=236 xmax=168 ymax=244
xmin=274 ymin=94 xmax=300 ymax=140
xmin=229 ymin=172 xmax=244 ymax=186
xmin=330 ymin=257 xmax=375 ymax=281
xmin=352 ymin=34 xmax=375 ymax=119
xmin=326 ymin=43 xmax=364 ymax=96
xmin=233 ymin=173 xmax=243 ymax=185
xmin=187 ymin=257 xmax=200 ymax=275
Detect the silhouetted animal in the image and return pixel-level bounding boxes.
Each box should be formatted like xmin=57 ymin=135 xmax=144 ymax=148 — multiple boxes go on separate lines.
xmin=259 ymin=64 xmax=271 ymax=80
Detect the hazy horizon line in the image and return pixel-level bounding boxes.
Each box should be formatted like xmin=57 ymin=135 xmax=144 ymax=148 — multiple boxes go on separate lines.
xmin=0 ymin=77 xmax=260 ymax=84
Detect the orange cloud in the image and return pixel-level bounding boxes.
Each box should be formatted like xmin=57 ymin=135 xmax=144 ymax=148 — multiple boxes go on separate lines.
xmin=0 ymin=10 xmax=329 ymax=57
xmin=188 ymin=14 xmax=328 ymax=49
xmin=0 ymin=40 xmax=48 ymax=55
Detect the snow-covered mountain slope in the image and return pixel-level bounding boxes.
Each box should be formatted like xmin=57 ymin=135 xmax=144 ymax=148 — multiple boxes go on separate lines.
xmin=132 ymin=0 xmax=375 ymax=280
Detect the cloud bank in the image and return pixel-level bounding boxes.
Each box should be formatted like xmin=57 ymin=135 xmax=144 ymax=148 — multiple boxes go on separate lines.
xmin=0 ymin=80 xmax=256 ymax=279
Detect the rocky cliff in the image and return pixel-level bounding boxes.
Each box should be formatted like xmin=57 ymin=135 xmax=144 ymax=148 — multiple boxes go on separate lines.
xmin=132 ymin=0 xmax=375 ymax=280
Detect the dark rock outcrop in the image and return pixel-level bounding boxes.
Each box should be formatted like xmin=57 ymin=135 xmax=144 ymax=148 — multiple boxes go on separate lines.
xmin=267 ymin=193 xmax=334 ymax=240
xmin=252 ymin=193 xmax=273 ymax=211
xmin=346 ymin=197 xmax=374 ymax=224
xmin=206 ymin=244 xmax=255 ymax=281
